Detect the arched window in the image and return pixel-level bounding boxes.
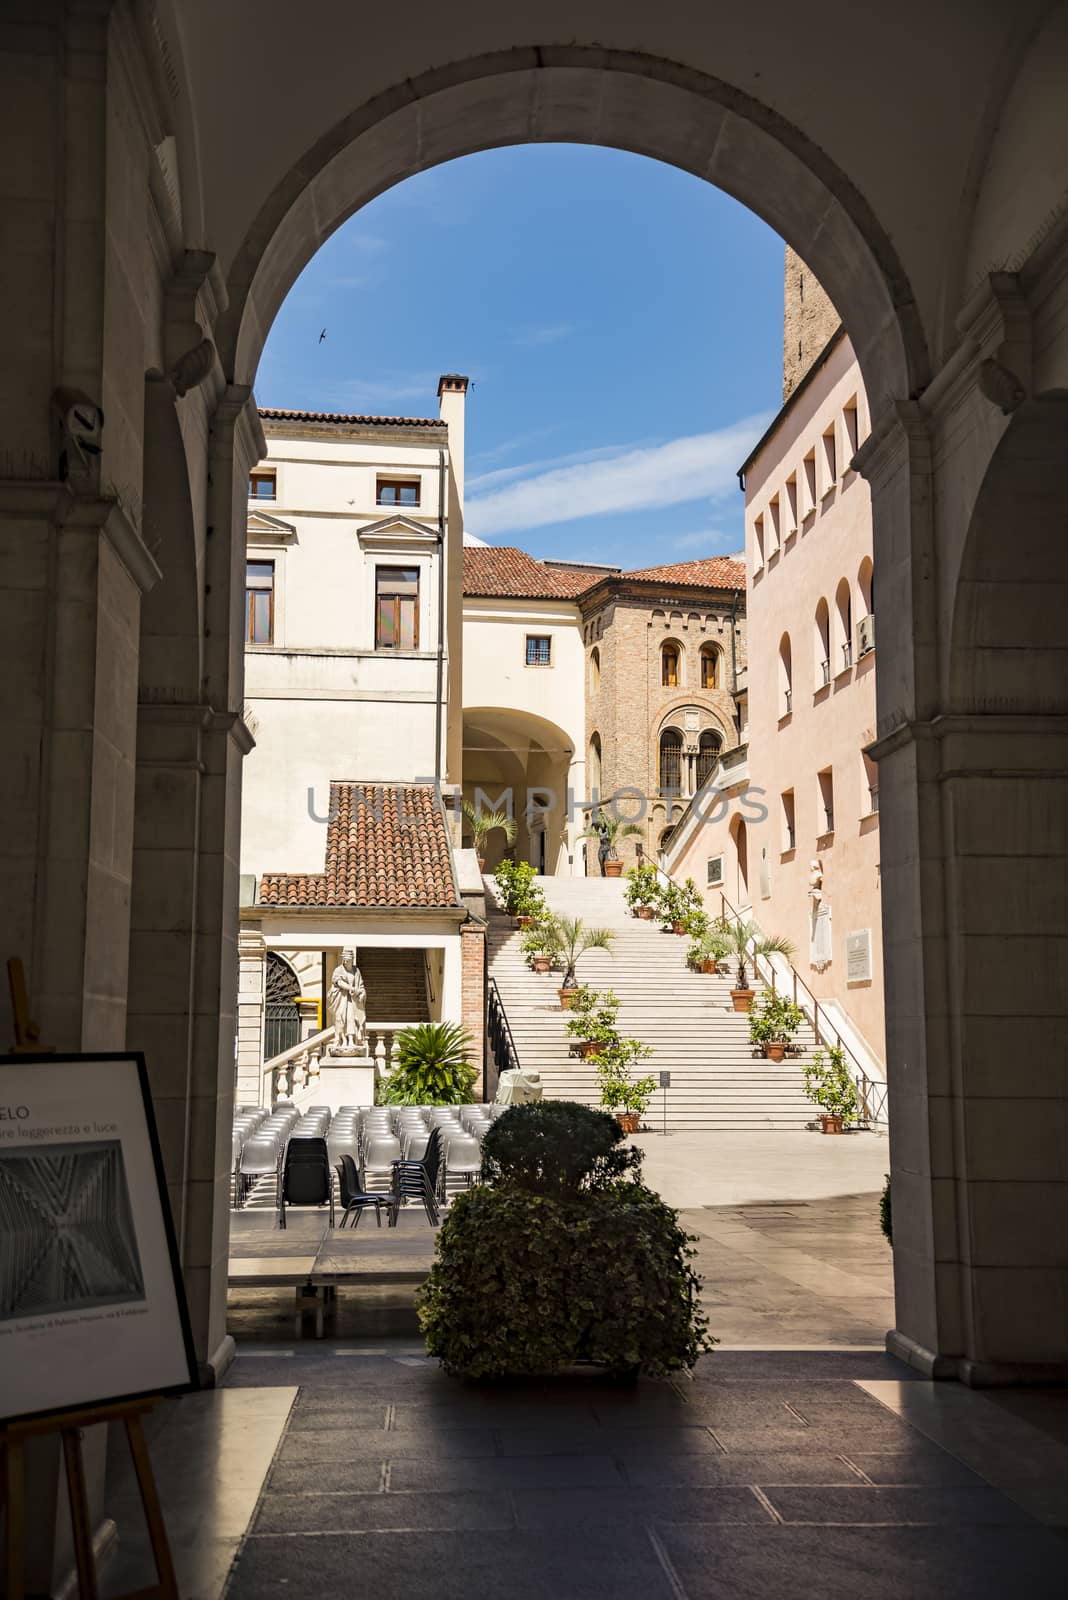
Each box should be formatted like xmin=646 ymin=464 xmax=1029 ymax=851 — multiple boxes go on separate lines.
xmin=778 ymin=632 xmax=793 ymax=716
xmin=589 ymin=646 xmax=600 ymax=694
xmin=659 ymin=825 xmax=677 ymax=853
xmin=857 ymin=555 xmax=874 ymax=619
xmin=265 ymin=952 xmax=301 ymax=1059
xmin=814 ymin=597 xmax=831 ymax=687
xmin=699 ymin=644 xmax=719 ymax=689
xmin=696 ymin=730 xmax=721 ymax=787
xmin=835 ymin=577 xmax=853 ymax=669
xmin=862 ymin=748 xmax=879 ymax=815
xmin=659 ymin=728 xmax=683 ymax=791
xmin=588 ymin=732 xmax=602 ymax=795
xmin=661 ymin=642 xmax=680 ymax=687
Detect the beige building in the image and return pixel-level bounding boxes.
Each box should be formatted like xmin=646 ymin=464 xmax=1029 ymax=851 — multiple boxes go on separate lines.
xmin=668 ymin=308 xmax=883 ymax=1066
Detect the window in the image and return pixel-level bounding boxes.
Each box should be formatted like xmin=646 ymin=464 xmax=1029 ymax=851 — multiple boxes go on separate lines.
xmin=821 ymin=424 xmax=837 ymax=493
xmin=249 ymin=469 xmax=276 ymax=501
xmin=843 ymin=398 xmax=859 ymax=457
xmin=778 ymin=632 xmax=793 ymax=717
xmin=814 ymin=597 xmax=831 ymax=687
xmin=376 ymin=477 xmax=420 ymax=508
xmin=784 ymin=473 xmax=798 ymax=535
xmin=754 ymin=513 xmax=766 ymax=567
xmin=696 ymin=730 xmax=721 ymax=787
xmin=857 ymin=555 xmax=874 ymax=621
xmin=659 ymin=728 xmax=683 ymax=791
xmin=699 ymin=644 xmax=719 ymax=690
xmin=802 ymin=449 xmax=817 ymax=518
xmin=661 ymin=642 xmax=680 ymax=687
xmin=588 ymin=733 xmax=602 ymax=793
xmin=245 ymin=560 xmax=275 ymax=643
xmin=862 ymin=750 xmax=879 ymax=816
xmin=817 ymin=767 xmax=835 ymax=835
xmin=526 ymin=634 xmax=551 ymax=667
xmin=835 ymin=577 xmax=853 ymax=670
xmin=375 ymin=566 xmax=419 ymax=649
xmin=706 ymin=855 xmax=724 ymax=887
xmin=781 ymin=789 xmax=796 ymax=854
xmin=589 ymin=646 xmax=600 ymax=693
xmin=768 ymin=495 xmax=781 ymax=554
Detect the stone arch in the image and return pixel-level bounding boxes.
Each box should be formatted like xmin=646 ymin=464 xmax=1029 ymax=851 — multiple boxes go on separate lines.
xmin=589 ymin=645 xmax=601 ymax=695
xmin=216 ymin=48 xmax=923 ymax=411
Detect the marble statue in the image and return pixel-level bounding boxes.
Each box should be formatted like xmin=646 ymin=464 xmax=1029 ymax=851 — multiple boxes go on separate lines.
xmin=807 ymin=858 xmax=824 ymax=900
xmin=328 ymin=948 xmax=366 ymax=1054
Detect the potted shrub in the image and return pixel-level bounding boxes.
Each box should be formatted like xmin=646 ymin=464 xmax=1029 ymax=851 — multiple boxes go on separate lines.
xmin=462 ymin=799 xmax=517 ymax=873
xmin=748 ymin=990 xmax=805 ymax=1061
xmin=624 ymin=861 xmax=660 ymax=919
xmin=493 ymin=858 xmax=544 ymax=926
xmin=520 ymin=922 xmax=556 ymax=974
xmin=547 ymin=915 xmax=615 ymax=1008
xmin=720 ymin=918 xmax=795 ymax=1011
xmin=594 ymin=1037 xmax=656 ymax=1133
xmin=565 ymin=986 xmax=620 ymax=1059
xmin=418 ymin=1101 xmax=713 ymax=1379
xmin=687 ymin=924 xmax=732 ymax=974
xmin=801 ymin=1044 xmax=860 ymax=1133
xmin=580 ymin=809 xmax=644 ymax=877
xmin=377 ymin=1021 xmax=477 ymax=1105
xmin=514 ymin=882 xmax=547 ymax=930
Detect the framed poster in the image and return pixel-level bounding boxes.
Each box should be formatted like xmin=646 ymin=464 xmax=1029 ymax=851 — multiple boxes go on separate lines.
xmin=0 ymin=1052 xmax=198 ymax=1423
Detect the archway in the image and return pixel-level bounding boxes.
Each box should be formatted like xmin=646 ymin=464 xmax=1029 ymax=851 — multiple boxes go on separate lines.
xmin=462 ymin=706 xmax=577 ymax=875
xmin=730 ymin=815 xmax=749 ymax=906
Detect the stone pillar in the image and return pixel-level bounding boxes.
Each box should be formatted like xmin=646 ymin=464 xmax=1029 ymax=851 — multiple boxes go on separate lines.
xmin=237 ymin=926 xmax=268 ymax=1103
xmin=460 ymin=919 xmax=487 ymax=1096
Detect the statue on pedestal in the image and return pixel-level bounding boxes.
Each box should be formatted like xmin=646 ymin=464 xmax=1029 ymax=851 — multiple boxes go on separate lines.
xmin=328 ymin=947 xmax=366 ymax=1055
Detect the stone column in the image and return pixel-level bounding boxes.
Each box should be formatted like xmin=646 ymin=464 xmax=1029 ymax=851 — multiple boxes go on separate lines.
xmin=237 ymin=926 xmax=268 ymax=1103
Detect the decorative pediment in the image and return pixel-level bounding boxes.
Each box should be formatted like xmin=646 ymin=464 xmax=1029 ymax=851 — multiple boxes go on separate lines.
xmin=356 ymin=514 xmax=440 ymax=548
xmin=247 ymin=509 xmax=297 ymax=544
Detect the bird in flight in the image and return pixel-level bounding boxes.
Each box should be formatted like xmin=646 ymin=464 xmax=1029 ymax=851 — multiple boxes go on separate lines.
xmin=318 ymin=328 xmax=327 ymax=343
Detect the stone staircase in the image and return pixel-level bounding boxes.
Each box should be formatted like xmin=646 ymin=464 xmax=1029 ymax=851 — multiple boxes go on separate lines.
xmin=487 ymin=875 xmax=816 ymax=1130
xmin=360 ymin=948 xmax=429 ymax=1021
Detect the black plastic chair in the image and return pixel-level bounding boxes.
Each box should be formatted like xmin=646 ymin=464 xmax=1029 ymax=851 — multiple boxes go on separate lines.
xmin=278 ymin=1136 xmax=335 ymax=1230
xmin=391 ymin=1126 xmax=445 ymax=1225
xmin=336 ymin=1154 xmax=399 ymax=1229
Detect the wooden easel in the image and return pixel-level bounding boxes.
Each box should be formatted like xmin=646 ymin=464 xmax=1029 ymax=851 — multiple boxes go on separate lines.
xmin=2 ymin=958 xmax=179 ymax=1598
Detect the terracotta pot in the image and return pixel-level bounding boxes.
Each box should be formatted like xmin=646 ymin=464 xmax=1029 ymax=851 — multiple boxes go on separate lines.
xmin=574 ymin=1040 xmax=602 ymax=1060
xmin=636 ymin=905 xmax=654 ymax=919
xmin=820 ymin=1113 xmax=845 ymax=1135
xmin=558 ymin=987 xmax=579 ymax=1009
xmin=700 ymin=958 xmax=717 ymax=974
xmin=764 ymin=1040 xmax=787 ymax=1062
xmin=477 ymin=855 xmax=486 ymax=872
xmin=517 ymin=915 xmax=533 ymax=929
xmin=672 ymin=921 xmax=686 ymax=935
xmin=731 ymin=989 xmax=755 ymax=1012
xmin=604 ymin=860 xmax=623 ymax=878
xmin=616 ymin=1111 xmax=640 ymax=1134
xmin=532 ymin=956 xmax=552 ymax=974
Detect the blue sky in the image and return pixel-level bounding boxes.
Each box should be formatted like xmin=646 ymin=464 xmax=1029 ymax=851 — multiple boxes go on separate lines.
xmin=257 ymin=145 xmax=784 ymax=569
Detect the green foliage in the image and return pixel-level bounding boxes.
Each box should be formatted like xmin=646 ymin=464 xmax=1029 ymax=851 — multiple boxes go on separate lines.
xmin=564 ymin=986 xmax=620 ymax=1047
xmin=479 ymin=1101 xmax=640 ymax=1193
xmin=720 ymin=918 xmax=795 ymax=990
xmin=594 ymin=1035 xmax=656 ymax=1117
xmin=579 ymin=809 xmax=644 ymax=862
xmin=801 ymin=1045 xmax=861 ymax=1122
xmin=462 ymin=799 xmax=517 ymax=853
xmin=519 ymin=921 xmax=556 ymax=966
xmin=880 ymin=1173 xmax=893 ymax=1246
xmin=624 ymin=861 xmax=661 ymax=911
xmin=546 ymin=914 xmax=616 ymax=988
xmin=656 ymin=875 xmax=707 ymax=935
xmin=493 ymin=857 xmax=545 ymax=917
xmin=748 ymin=990 xmax=806 ymax=1046
xmin=417 ymin=1180 xmax=713 ymax=1378
xmin=686 ymin=921 xmax=732 ymax=970
xmin=377 ymin=1022 xmax=477 ymax=1105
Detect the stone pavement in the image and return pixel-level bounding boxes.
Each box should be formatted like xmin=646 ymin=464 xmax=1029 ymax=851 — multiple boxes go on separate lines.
xmin=101 ymin=1346 xmax=1068 ymax=1599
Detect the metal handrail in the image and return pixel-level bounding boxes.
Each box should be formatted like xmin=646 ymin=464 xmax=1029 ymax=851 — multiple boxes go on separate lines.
xmin=717 ymin=891 xmax=887 ymax=1126
xmin=486 ymin=977 xmax=520 ymax=1101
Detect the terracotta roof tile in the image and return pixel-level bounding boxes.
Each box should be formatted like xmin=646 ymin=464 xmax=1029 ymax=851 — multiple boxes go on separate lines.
xmin=260 ymin=408 xmax=446 ymax=429
xmin=260 ymin=783 xmax=457 ymax=908
xmin=463 ymin=546 xmax=599 ymax=599
xmin=622 ymin=556 xmax=747 ymax=589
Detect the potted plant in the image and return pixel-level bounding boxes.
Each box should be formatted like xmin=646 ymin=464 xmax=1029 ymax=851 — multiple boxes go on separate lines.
xmin=493 ymin=858 xmax=543 ymax=924
xmin=748 ymin=990 xmax=805 ymax=1060
xmin=687 ymin=924 xmax=732 ymax=974
xmin=801 ymin=1044 xmax=860 ymax=1133
xmin=719 ymin=918 xmax=795 ymax=1011
xmin=594 ymin=1036 xmax=656 ymax=1133
xmin=565 ymin=986 xmax=620 ymax=1059
xmin=519 ymin=921 xmax=556 ymax=974
xmin=547 ymin=915 xmax=615 ymax=1008
xmin=624 ymin=861 xmax=661 ymax=919
xmin=418 ymin=1102 xmax=713 ymax=1378
xmin=462 ymin=799 xmax=517 ymax=873
xmin=514 ymin=881 xmax=547 ymax=930
xmin=580 ymin=809 xmax=644 ymax=877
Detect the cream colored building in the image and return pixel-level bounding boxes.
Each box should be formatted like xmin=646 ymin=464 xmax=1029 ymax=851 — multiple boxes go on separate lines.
xmin=668 ymin=325 xmax=884 ymax=1067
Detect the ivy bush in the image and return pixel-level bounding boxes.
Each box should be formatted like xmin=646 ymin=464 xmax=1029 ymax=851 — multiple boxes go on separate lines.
xmin=418 ymin=1101 xmax=713 ymax=1378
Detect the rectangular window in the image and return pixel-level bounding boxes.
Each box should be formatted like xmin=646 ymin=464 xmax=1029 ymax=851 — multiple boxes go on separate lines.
xmin=249 ymin=470 xmax=276 ymax=501
xmin=821 ymin=424 xmax=837 ymax=492
xmin=376 ymin=477 xmax=420 ymax=508
xmin=843 ymin=398 xmax=859 ymax=457
xmin=817 ymin=767 xmax=835 ymax=835
xmin=781 ymin=789 xmax=796 ymax=854
xmin=768 ymin=495 xmax=781 ymax=554
xmin=706 ymin=855 xmax=723 ymax=887
xmin=754 ymin=513 xmax=765 ymax=567
xmin=784 ymin=474 xmax=798 ymax=535
xmin=375 ymin=566 xmax=419 ymax=649
xmin=802 ymin=450 xmax=817 ymax=517
xmin=525 ymin=635 xmax=551 ymax=667
xmin=245 ymin=560 xmax=275 ymax=644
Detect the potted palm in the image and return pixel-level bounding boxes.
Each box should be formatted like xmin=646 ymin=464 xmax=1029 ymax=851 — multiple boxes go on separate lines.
xmin=580 ymin=810 xmax=644 ymax=877
xmin=624 ymin=861 xmax=660 ymax=919
xmin=721 ymin=919 xmax=795 ymax=1012
xmin=546 ymin=915 xmax=615 ymax=1008
xmin=687 ymin=924 xmax=732 ymax=974
xmin=594 ymin=1036 xmax=656 ymax=1133
xmin=801 ymin=1045 xmax=860 ymax=1133
xmin=565 ymin=986 xmax=620 ymax=1059
xmin=748 ymin=990 xmax=805 ymax=1061
xmin=463 ymin=799 xmax=517 ymax=873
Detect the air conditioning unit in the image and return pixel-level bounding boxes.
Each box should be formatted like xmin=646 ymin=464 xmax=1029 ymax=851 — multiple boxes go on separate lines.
xmin=857 ymin=613 xmax=875 ymax=656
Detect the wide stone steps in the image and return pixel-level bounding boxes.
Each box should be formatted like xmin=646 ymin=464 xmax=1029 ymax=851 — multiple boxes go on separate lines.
xmin=486 ymin=875 xmax=818 ymax=1129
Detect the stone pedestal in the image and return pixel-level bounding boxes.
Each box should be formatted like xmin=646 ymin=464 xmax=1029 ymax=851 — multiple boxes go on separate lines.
xmin=317 ymin=1057 xmax=376 ymax=1110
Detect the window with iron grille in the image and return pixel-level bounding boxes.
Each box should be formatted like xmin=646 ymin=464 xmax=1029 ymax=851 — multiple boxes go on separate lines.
xmin=659 ymin=728 xmax=683 ymax=791
xmin=525 ymin=635 xmax=551 ymax=667
xmin=696 ymin=730 xmax=721 ymax=788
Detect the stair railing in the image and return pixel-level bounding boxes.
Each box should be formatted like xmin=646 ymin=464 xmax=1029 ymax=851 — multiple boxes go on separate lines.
xmin=717 ymin=892 xmax=888 ymax=1127
xmin=486 ymin=977 xmax=520 ymax=1103
xmin=262 ymin=1025 xmax=335 ymax=1105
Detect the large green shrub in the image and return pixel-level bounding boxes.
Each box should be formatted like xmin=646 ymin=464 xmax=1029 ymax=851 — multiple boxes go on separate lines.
xmin=377 ymin=1021 xmax=477 ymax=1104
xmin=493 ymin=858 xmax=545 ymax=917
xmin=748 ymin=990 xmax=805 ymax=1048
xmin=417 ymin=1101 xmax=713 ymax=1378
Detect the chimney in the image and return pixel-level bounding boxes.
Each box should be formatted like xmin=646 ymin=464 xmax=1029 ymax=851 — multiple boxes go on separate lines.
xmin=437 ymin=373 xmax=468 ymax=508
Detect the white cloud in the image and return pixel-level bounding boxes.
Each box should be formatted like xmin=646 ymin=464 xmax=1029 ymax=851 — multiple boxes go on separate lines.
xmin=467 ymin=441 xmax=638 ymax=495
xmin=465 ymin=414 xmax=772 ymax=536
xmin=511 ymin=321 xmax=576 ymax=347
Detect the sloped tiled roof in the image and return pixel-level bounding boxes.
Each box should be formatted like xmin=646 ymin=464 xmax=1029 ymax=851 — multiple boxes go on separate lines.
xmin=260 ymin=407 xmax=446 ymax=429
xmin=463 ymin=545 xmax=599 ymax=600
xmin=259 ymin=783 xmax=457 ymax=908
xmin=622 ymin=555 xmax=747 ymax=589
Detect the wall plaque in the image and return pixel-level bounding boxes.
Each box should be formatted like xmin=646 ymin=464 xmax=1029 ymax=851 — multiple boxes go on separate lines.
xmin=846 ymin=929 xmax=873 ymax=984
